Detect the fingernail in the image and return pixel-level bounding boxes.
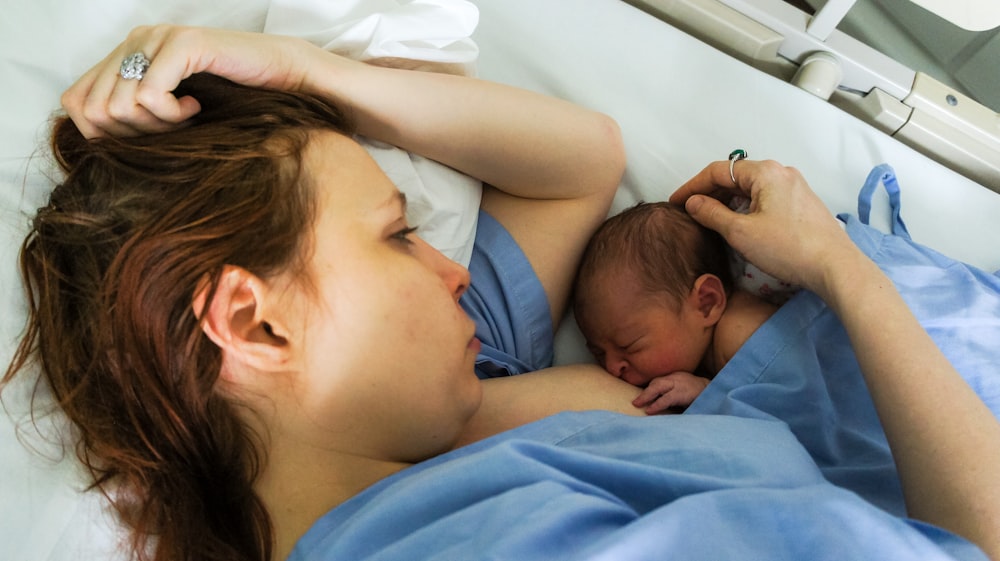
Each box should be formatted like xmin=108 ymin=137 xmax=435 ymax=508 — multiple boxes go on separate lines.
xmin=686 ymin=196 xmax=703 ymax=213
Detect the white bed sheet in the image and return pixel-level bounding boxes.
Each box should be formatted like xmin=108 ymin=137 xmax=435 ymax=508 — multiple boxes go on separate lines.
xmin=3 ymin=0 xmax=1000 ymax=559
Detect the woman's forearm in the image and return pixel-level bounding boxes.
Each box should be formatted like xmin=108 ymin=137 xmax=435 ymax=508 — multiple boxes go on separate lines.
xmin=300 ymin=50 xmax=623 ymax=202
xmin=820 ymin=249 xmax=1000 ymax=557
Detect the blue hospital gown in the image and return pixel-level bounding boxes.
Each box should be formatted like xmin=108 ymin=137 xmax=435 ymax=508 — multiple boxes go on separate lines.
xmin=288 ymin=411 xmax=984 ymax=560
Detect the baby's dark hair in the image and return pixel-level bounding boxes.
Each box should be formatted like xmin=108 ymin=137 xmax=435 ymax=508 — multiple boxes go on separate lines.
xmin=574 ymin=201 xmax=733 ymax=310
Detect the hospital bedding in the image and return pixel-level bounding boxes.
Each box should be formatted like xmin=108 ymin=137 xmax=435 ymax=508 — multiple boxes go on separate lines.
xmin=2 ymin=0 xmax=1000 ymax=559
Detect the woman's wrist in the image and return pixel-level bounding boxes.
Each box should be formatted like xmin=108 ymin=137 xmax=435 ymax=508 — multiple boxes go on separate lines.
xmin=812 ymin=245 xmax=884 ymax=312
xmin=292 ymin=39 xmax=366 ymax=101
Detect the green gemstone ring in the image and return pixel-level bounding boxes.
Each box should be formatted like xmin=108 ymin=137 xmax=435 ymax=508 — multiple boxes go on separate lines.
xmin=728 ymin=149 xmax=748 ymax=186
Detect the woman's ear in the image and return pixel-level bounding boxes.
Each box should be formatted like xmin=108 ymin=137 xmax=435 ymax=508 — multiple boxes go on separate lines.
xmin=192 ymin=266 xmax=293 ymax=374
xmin=688 ymin=274 xmax=727 ymax=327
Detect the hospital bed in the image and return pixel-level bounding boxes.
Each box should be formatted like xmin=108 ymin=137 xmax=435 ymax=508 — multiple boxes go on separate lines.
xmin=1 ymin=1 xmax=999 ymax=559
xmin=622 ymin=0 xmax=1000 ymax=190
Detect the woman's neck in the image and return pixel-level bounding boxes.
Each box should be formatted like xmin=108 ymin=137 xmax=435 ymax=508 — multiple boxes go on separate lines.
xmin=256 ymin=439 xmax=410 ymax=560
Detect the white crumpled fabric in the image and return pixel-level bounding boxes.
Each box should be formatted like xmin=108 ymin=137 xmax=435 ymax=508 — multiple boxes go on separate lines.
xmin=265 ymin=0 xmax=479 ymax=74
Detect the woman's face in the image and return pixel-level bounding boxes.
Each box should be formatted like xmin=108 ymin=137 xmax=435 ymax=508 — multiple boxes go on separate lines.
xmin=576 ymin=270 xmax=709 ymax=387
xmin=284 ymin=131 xmax=482 ymax=462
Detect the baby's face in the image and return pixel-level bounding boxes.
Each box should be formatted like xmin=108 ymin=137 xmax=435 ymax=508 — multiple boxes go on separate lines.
xmin=576 ymin=271 xmax=711 ymax=387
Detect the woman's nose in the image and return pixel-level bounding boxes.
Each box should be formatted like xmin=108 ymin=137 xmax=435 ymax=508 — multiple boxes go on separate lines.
xmin=420 ymin=238 xmax=470 ymax=300
xmin=445 ymin=259 xmax=471 ymax=300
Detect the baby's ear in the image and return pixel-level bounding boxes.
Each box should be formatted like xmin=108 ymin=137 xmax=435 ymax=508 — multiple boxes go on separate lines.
xmin=690 ymin=274 xmax=727 ymax=326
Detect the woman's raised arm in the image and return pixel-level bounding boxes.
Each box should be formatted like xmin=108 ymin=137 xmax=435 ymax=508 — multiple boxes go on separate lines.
xmin=672 ymin=159 xmax=1000 ymax=559
xmin=62 ymin=25 xmax=624 ymax=328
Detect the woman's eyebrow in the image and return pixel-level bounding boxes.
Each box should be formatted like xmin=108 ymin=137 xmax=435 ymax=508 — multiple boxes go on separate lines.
xmin=379 ymin=190 xmax=408 ymax=212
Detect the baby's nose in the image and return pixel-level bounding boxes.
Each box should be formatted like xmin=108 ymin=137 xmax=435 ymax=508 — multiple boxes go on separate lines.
xmin=604 ymin=356 xmax=628 ymax=379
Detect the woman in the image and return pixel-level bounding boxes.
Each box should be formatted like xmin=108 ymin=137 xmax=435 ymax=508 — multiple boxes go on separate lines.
xmin=6 ymin=25 xmax=999 ymax=561
xmin=11 ymin=24 xmax=632 ymax=561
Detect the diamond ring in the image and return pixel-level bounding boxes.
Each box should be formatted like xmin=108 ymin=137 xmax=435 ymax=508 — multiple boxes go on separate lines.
xmin=119 ymin=52 xmax=151 ymax=81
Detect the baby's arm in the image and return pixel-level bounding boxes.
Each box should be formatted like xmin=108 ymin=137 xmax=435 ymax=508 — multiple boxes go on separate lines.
xmin=632 ymin=372 xmax=710 ymax=415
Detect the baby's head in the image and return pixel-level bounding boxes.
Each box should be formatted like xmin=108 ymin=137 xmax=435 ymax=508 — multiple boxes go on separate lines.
xmin=573 ymin=202 xmax=732 ymax=385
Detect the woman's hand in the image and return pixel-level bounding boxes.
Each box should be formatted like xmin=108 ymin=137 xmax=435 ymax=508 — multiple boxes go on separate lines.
xmin=61 ymin=26 xmax=324 ymax=138
xmin=669 ymin=160 xmax=858 ymax=300
xmin=673 ymin=160 xmax=1000 ymax=557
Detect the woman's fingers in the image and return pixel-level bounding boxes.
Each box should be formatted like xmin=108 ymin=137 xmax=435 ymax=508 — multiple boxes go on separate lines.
xmin=61 ymin=28 xmax=174 ymax=137
xmin=62 ymin=58 xmax=111 ymax=138
xmin=128 ymin=28 xmax=210 ymax=124
xmin=672 ymin=158 xmax=859 ymax=292
xmin=669 ymin=160 xmax=747 ymax=205
xmin=61 ymin=25 xmax=308 ymax=138
xmin=682 ymin=194 xmax=745 ymax=243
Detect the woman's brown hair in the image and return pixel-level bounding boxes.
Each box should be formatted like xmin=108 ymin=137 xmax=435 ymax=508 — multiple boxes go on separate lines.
xmin=3 ymin=74 xmax=353 ymax=561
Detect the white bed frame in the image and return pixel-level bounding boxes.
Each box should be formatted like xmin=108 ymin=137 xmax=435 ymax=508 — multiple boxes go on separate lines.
xmin=625 ymin=0 xmax=1000 ymax=190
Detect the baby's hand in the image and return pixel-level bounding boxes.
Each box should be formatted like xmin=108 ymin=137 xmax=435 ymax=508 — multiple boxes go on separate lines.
xmin=632 ymin=372 xmax=710 ymax=415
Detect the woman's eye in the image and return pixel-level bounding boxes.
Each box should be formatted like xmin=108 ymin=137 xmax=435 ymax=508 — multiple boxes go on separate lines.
xmin=392 ymin=225 xmax=419 ymax=245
